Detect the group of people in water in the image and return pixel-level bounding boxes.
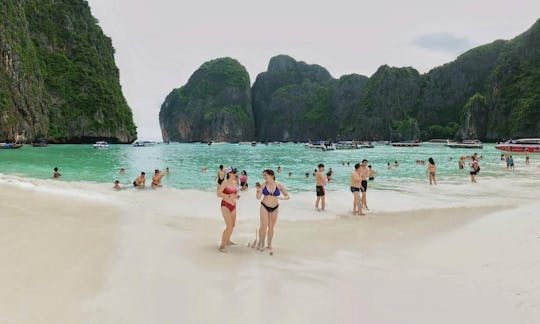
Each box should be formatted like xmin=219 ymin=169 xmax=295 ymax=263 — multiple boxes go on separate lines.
xmin=111 ymin=167 xmax=170 ymax=190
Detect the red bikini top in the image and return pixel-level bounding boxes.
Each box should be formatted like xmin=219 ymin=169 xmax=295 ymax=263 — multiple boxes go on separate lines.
xmin=223 ymin=187 xmax=237 ymax=194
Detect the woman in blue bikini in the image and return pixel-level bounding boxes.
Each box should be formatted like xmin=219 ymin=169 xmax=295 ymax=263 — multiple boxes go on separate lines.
xmin=255 ymin=169 xmax=290 ymax=252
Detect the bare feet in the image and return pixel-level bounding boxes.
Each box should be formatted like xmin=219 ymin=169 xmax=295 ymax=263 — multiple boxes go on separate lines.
xmin=218 ymin=246 xmax=228 ymax=253
xmin=227 ymin=241 xmax=237 ymax=246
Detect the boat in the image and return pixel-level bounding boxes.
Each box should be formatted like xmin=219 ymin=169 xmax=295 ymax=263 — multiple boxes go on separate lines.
xmin=32 ymin=138 xmax=48 ymax=147
xmin=306 ymin=141 xmax=336 ymax=151
xmin=0 ymin=143 xmax=23 ymax=149
xmin=446 ymin=139 xmax=483 ymax=149
xmin=132 ymin=140 xmax=156 ymax=147
xmin=251 ymin=141 xmax=257 ymax=147
xmin=495 ymin=138 xmax=540 ymax=153
xmin=93 ymin=141 xmax=109 ymax=149
xmin=335 ymin=141 xmax=374 ymax=149
xmin=391 ymin=141 xmax=421 ymax=147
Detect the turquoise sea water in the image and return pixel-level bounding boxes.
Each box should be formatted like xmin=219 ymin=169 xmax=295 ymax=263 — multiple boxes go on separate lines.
xmin=0 ymin=143 xmax=528 ymax=192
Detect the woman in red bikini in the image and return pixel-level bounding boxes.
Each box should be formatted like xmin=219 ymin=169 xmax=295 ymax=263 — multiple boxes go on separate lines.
xmin=255 ymin=169 xmax=290 ymax=252
xmin=217 ymin=167 xmax=240 ymax=252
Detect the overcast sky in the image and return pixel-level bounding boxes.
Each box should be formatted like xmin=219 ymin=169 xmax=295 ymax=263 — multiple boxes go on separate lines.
xmin=86 ymin=0 xmax=540 ymax=140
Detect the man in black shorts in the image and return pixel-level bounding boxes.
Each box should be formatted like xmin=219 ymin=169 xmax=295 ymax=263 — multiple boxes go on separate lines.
xmin=315 ymin=163 xmax=326 ymax=210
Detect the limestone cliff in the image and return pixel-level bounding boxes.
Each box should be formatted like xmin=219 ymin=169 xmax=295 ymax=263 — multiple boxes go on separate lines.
xmin=0 ymin=0 xmax=136 ymax=143
xmin=159 ymin=58 xmax=254 ymax=142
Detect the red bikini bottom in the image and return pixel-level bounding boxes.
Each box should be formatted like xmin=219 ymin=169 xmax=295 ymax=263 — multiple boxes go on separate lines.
xmin=221 ymin=200 xmax=236 ymax=212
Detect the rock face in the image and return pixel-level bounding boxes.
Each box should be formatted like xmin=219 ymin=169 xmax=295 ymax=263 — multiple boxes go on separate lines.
xmin=159 ymin=58 xmax=254 ymax=142
xmin=161 ymin=19 xmax=540 ymax=142
xmin=0 ymin=0 xmax=136 ymax=143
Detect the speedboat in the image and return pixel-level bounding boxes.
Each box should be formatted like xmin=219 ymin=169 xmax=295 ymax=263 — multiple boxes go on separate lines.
xmin=93 ymin=141 xmax=109 ymax=149
xmin=0 ymin=143 xmax=23 ymax=149
xmin=391 ymin=141 xmax=421 ymax=147
xmin=306 ymin=141 xmax=336 ymax=151
xmin=495 ymin=138 xmax=540 ymax=153
xmin=132 ymin=140 xmax=156 ymax=147
xmin=446 ymin=139 xmax=483 ymax=149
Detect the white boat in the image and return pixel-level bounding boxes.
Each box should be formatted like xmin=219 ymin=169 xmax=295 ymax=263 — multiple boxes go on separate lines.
xmin=306 ymin=141 xmax=336 ymax=151
xmin=495 ymin=138 xmax=540 ymax=153
xmin=445 ymin=139 xmax=483 ymax=149
xmin=335 ymin=141 xmax=374 ymax=149
xmin=132 ymin=140 xmax=156 ymax=147
xmin=93 ymin=141 xmax=109 ymax=149
xmin=391 ymin=141 xmax=421 ymax=147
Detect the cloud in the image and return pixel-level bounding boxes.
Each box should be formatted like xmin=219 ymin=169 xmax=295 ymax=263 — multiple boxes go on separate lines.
xmin=412 ymin=33 xmax=472 ymax=54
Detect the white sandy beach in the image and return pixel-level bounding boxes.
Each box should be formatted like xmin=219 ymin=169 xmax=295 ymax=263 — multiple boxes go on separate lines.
xmin=0 ymin=171 xmax=539 ymax=324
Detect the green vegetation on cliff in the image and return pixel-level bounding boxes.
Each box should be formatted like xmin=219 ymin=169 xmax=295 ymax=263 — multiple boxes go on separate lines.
xmin=160 ymin=58 xmax=254 ymax=142
xmin=0 ymin=0 xmax=136 ymax=143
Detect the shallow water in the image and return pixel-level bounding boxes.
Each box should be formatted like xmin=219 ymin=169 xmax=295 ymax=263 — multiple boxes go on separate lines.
xmin=0 ymin=142 xmax=534 ymax=192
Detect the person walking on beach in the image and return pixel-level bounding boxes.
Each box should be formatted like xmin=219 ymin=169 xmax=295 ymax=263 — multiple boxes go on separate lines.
xmin=427 ymin=157 xmax=437 ymax=185
xmin=359 ymin=160 xmax=370 ymax=211
xmin=315 ymin=164 xmax=326 ymax=210
xmin=217 ymin=167 xmax=240 ymax=252
xmin=133 ymin=172 xmax=146 ymax=188
xmin=255 ymin=169 xmax=290 ymax=252
xmin=151 ymin=169 xmax=164 ymax=188
xmin=469 ymin=157 xmax=479 ymax=183
xmin=240 ymin=170 xmax=248 ymax=191
xmin=350 ymin=163 xmax=365 ymax=215
xmin=215 ymin=165 xmax=225 ymax=189
xmin=53 ymin=167 xmax=61 ymax=179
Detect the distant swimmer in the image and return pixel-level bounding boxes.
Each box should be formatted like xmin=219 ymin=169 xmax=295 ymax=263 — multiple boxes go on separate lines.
xmin=215 ymin=165 xmax=225 ymax=189
xmin=53 ymin=167 xmax=61 ymax=179
xmin=305 ymin=172 xmax=309 ymax=179
xmin=113 ymin=180 xmax=122 ymax=190
xmin=119 ymin=168 xmax=126 ymax=175
xmin=277 ymin=166 xmax=282 ymax=173
xmin=359 ymin=160 xmax=370 ymax=211
xmin=254 ymin=169 xmax=290 ymax=253
xmin=217 ymin=167 xmax=240 ymax=252
xmin=315 ymin=164 xmax=326 ymax=211
xmin=350 ymin=163 xmax=365 ymax=215
xmin=240 ymin=170 xmax=248 ymax=191
xmin=427 ymin=157 xmax=437 ymax=185
xmin=151 ymin=169 xmax=164 ymax=188
xmin=288 ymin=172 xmax=292 ymax=177
xmin=394 ymin=160 xmax=400 ymax=167
xmin=165 ymin=167 xmax=170 ymax=175
xmin=368 ymin=165 xmax=376 ymax=181
xmin=525 ymin=151 xmax=530 ymax=165
xmin=133 ymin=172 xmax=146 ymax=188
xmin=387 ymin=162 xmax=392 ymax=170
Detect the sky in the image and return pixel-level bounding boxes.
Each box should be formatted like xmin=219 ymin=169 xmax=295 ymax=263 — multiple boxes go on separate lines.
xmin=86 ymin=0 xmax=540 ymax=140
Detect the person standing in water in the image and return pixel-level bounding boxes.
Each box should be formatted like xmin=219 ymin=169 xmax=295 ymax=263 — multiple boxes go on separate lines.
xmin=133 ymin=172 xmax=146 ymax=188
xmin=215 ymin=165 xmax=225 ymax=189
xmin=255 ymin=169 xmax=290 ymax=252
xmin=151 ymin=169 xmax=164 ymax=188
xmin=217 ymin=167 xmax=240 ymax=252
xmin=350 ymin=163 xmax=365 ymax=215
xmin=53 ymin=167 xmax=61 ymax=179
xmin=427 ymin=157 xmax=437 ymax=185
xmin=368 ymin=165 xmax=376 ymax=181
xmin=470 ymin=157 xmax=479 ymax=183
xmin=239 ymin=170 xmax=248 ymax=191
xmin=359 ymin=160 xmax=370 ymax=211
xmin=315 ymin=164 xmax=326 ymax=210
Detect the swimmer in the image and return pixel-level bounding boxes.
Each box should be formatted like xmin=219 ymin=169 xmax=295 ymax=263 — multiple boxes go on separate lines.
xmin=113 ymin=180 xmax=122 ymax=190
xmin=368 ymin=164 xmax=376 ymax=181
xmin=53 ymin=167 xmax=61 ymax=179
xmin=119 ymin=168 xmax=126 ymax=175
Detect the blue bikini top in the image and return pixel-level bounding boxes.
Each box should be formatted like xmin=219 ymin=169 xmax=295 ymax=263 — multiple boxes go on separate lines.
xmin=262 ymin=184 xmax=280 ymax=196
